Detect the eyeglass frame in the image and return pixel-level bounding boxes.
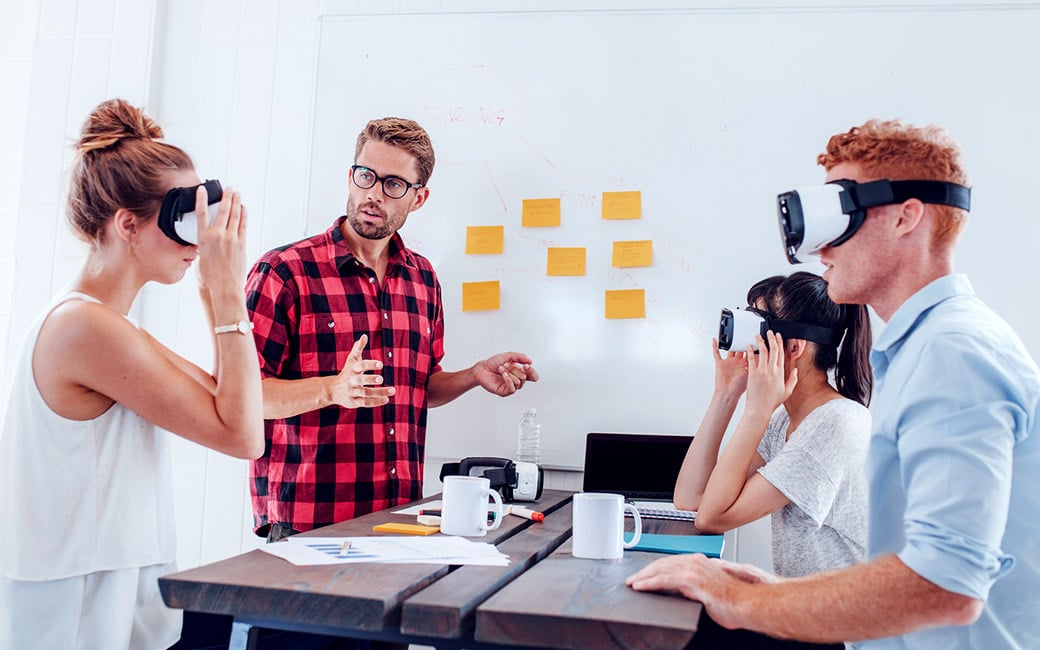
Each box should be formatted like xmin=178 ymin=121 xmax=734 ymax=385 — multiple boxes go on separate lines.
xmin=350 ymin=164 xmax=424 ymax=199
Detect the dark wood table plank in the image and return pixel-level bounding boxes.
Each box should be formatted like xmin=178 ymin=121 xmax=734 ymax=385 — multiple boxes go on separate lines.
xmin=159 ymin=490 xmax=573 ymax=638
xmin=475 ymin=520 xmax=703 ymax=650
xmin=400 ymin=499 xmax=575 ymax=638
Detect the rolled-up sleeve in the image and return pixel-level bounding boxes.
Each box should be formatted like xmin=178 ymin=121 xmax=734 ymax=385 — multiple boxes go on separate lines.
xmin=246 ymin=258 xmax=298 ymax=379
xmin=895 ymin=335 xmax=1019 ymax=599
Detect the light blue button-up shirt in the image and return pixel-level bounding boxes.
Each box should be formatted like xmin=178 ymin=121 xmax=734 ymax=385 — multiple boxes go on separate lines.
xmin=859 ymin=274 xmax=1040 ymax=649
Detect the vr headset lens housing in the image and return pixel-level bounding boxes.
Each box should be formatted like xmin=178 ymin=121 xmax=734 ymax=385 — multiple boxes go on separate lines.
xmin=158 ymin=179 xmax=223 ymax=246
xmin=777 ymin=178 xmax=971 ymax=264
xmin=778 ymin=183 xmax=854 ymax=263
xmin=718 ymin=308 xmax=767 ymax=352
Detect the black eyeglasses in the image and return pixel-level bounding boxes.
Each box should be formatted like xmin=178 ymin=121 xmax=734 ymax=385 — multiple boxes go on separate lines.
xmin=350 ymin=165 xmax=423 ymax=199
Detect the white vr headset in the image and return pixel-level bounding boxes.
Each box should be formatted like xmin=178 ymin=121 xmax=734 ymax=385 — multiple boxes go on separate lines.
xmin=776 ymin=178 xmax=971 ymax=263
xmin=157 ymin=179 xmax=223 ymax=246
xmin=718 ymin=307 xmax=844 ymax=352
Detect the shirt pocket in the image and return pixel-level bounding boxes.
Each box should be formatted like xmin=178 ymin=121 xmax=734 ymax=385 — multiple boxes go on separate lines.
xmin=298 ymin=313 xmax=345 ymax=376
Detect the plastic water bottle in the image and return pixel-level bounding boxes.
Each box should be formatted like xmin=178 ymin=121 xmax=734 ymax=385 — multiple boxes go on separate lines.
xmin=516 ymin=408 xmax=542 ymax=464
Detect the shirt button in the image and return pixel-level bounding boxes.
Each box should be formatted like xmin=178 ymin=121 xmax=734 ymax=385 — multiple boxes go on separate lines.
xmin=427 ymin=327 xmax=431 ymax=334
xmin=389 ymin=428 xmax=395 ymax=436
xmin=383 ymin=313 xmax=389 ymax=319
xmin=369 ymin=277 xmax=375 ymax=283
xmin=390 ymin=467 xmax=397 ymax=475
xmin=387 ymin=351 xmax=393 ymax=358
xmin=327 ymin=320 xmax=335 ymax=328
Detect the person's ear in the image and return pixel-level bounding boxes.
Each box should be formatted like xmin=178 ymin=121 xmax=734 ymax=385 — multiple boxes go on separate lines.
xmin=112 ymin=208 xmax=139 ymax=243
xmin=787 ymin=338 xmax=808 ymax=361
xmin=894 ymin=198 xmax=926 ymax=237
xmin=409 ymin=187 xmax=430 ymax=211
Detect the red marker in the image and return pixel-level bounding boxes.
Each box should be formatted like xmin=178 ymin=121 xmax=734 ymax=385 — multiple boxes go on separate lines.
xmin=506 ymin=505 xmax=545 ymax=522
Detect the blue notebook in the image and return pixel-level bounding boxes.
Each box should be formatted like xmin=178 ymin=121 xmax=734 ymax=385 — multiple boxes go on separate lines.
xmin=624 ymin=532 xmax=724 ymax=558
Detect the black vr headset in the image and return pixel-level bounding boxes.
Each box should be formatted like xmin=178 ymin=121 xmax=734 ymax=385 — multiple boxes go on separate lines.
xmin=718 ymin=306 xmax=844 ymax=352
xmin=157 ymin=179 xmax=223 ymax=246
xmin=777 ymin=178 xmax=971 ymax=263
xmin=440 ymin=456 xmax=544 ymax=503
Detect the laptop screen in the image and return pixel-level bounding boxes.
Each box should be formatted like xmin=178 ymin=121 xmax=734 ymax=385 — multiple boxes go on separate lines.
xmin=581 ymin=432 xmax=694 ymax=501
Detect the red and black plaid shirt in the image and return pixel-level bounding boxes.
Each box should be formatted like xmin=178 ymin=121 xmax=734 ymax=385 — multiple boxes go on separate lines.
xmin=245 ymin=217 xmax=444 ymax=533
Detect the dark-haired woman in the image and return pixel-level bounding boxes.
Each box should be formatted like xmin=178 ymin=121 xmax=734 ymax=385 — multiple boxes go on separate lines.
xmin=675 ymin=271 xmax=873 ymax=579
xmin=0 ymin=98 xmax=262 ymax=648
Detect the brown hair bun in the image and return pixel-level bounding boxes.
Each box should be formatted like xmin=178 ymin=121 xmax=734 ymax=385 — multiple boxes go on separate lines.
xmin=77 ymin=98 xmax=164 ymax=156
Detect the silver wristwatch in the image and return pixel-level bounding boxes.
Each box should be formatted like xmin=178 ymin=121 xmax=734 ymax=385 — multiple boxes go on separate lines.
xmin=213 ymin=319 xmax=253 ymax=335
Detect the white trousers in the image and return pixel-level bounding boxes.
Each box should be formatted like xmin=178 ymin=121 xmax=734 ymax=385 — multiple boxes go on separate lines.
xmin=0 ymin=562 xmax=182 ymax=650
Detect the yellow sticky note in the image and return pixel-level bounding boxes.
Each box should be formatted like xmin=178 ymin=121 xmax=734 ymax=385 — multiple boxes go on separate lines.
xmin=546 ymin=247 xmax=587 ymax=276
xmin=605 ymin=289 xmax=646 ymax=319
xmin=602 ymin=191 xmax=642 ymax=220
xmin=462 ymin=281 xmax=501 ymax=311
xmin=612 ymin=240 xmax=653 ymax=267
xmin=465 ymin=225 xmax=504 ymax=254
xmin=522 ymin=198 xmax=561 ymax=227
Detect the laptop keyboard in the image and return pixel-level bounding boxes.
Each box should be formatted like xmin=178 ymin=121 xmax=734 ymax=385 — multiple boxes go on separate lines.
xmin=627 ymin=501 xmax=697 ymax=522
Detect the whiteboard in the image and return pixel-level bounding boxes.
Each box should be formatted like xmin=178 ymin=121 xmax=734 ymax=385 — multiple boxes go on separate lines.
xmin=307 ymin=6 xmax=1040 ymax=468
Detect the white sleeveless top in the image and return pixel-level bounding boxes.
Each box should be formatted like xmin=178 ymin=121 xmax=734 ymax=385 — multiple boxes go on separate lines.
xmin=0 ymin=292 xmax=175 ymax=581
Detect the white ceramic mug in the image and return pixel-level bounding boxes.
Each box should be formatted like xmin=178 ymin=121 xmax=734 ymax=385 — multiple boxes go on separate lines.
xmin=571 ymin=492 xmax=642 ymax=559
xmin=440 ymin=475 xmax=504 ymax=537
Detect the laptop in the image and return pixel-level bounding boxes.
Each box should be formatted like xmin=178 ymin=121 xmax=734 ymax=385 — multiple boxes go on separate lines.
xmin=581 ymin=432 xmax=697 ymax=521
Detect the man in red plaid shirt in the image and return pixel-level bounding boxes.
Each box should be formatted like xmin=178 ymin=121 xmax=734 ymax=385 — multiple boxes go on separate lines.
xmin=245 ymin=117 xmax=538 ymax=541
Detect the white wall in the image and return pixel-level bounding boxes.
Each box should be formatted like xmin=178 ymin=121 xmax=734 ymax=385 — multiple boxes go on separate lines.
xmin=10 ymin=0 xmax=1039 ymax=574
xmin=0 ymin=0 xmax=39 ymax=412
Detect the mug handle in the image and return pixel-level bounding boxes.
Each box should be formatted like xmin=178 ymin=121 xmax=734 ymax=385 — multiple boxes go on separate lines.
xmin=622 ymin=503 xmax=642 ymax=549
xmin=483 ymin=488 xmax=504 ymax=531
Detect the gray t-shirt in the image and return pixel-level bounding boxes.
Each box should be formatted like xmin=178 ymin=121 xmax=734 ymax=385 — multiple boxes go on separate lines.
xmin=757 ymin=398 xmax=870 ymax=578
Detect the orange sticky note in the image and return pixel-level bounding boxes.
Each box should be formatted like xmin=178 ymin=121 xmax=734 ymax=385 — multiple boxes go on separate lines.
xmin=612 ymin=240 xmax=653 ymax=267
xmin=372 ymin=522 xmax=440 ymax=536
xmin=605 ymin=289 xmax=646 ymax=319
xmin=546 ymin=247 xmax=587 ymax=276
xmin=462 ymin=281 xmax=501 ymax=311
xmin=522 ymin=198 xmax=561 ymax=227
xmin=602 ymin=191 xmax=642 ymax=220
xmin=465 ymin=225 xmax=504 ymax=254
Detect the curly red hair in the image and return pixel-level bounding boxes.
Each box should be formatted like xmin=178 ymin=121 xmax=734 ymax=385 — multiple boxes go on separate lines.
xmin=817 ymin=119 xmax=970 ymax=248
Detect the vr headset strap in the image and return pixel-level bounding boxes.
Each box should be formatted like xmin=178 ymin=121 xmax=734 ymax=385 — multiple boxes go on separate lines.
xmin=842 ymin=179 xmax=971 ymax=212
xmin=769 ymin=319 xmax=844 ymax=347
xmin=438 ymin=462 xmax=462 ymax=483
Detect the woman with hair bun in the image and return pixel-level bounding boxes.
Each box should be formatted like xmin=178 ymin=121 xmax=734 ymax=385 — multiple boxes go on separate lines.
xmin=0 ymin=98 xmax=263 ymax=648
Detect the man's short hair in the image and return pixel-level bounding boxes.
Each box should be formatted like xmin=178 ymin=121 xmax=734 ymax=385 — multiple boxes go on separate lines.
xmin=817 ymin=119 xmax=970 ymax=248
xmin=355 ymin=117 xmax=436 ymax=186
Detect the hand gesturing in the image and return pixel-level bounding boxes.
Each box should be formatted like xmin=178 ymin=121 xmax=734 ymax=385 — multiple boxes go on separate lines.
xmin=328 ymin=334 xmax=396 ymax=409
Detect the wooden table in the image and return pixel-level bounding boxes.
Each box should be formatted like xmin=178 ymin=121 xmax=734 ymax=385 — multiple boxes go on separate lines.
xmin=159 ymin=490 xmax=703 ymax=649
